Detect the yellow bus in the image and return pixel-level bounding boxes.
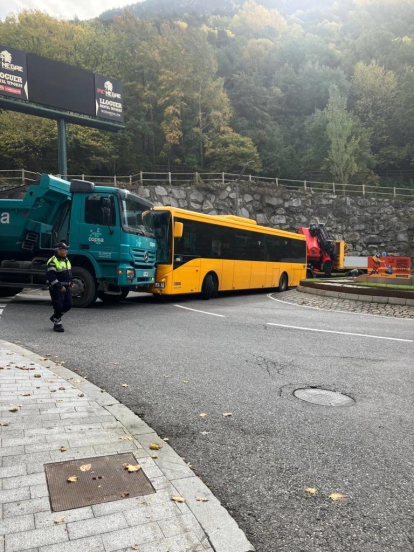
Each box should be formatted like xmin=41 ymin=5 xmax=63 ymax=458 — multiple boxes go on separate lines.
xmin=150 ymin=207 xmax=306 ymax=299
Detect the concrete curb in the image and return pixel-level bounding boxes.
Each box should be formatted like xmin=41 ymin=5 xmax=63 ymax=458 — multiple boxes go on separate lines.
xmin=298 ymin=284 xmax=414 ymax=306
xmin=0 ymin=339 xmax=255 ymax=552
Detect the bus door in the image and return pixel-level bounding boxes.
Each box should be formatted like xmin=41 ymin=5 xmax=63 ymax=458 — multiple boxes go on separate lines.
xmin=250 ymin=233 xmax=267 ymax=289
xmin=233 ymin=231 xmax=252 ymax=290
xmin=173 ymin=219 xmax=201 ymax=294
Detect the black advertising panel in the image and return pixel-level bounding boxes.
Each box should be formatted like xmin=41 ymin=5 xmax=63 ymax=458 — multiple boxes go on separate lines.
xmin=95 ymin=74 xmax=124 ymax=122
xmin=27 ymin=53 xmax=95 ymax=116
xmin=0 ymin=45 xmax=28 ymax=100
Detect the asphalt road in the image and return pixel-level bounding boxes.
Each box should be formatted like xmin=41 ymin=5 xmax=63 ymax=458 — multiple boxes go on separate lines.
xmin=1 ymin=290 xmax=413 ymax=552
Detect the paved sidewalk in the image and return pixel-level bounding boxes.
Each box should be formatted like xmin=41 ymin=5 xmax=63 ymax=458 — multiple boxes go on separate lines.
xmin=0 ymin=341 xmax=254 ymax=552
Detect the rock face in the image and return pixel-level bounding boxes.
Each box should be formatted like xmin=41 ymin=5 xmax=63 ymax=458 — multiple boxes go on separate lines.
xmin=134 ymin=182 xmax=414 ymax=260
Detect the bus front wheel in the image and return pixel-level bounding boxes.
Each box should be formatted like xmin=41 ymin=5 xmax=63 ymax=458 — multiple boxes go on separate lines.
xmin=278 ymin=273 xmax=288 ymax=292
xmin=201 ymin=274 xmax=217 ymax=300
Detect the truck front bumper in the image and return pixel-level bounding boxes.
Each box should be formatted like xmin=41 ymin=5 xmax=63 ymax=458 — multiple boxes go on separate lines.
xmin=117 ymin=264 xmax=155 ymax=287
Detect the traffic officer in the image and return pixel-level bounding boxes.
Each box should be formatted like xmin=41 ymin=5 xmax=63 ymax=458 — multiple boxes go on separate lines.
xmin=46 ymin=243 xmax=73 ymax=333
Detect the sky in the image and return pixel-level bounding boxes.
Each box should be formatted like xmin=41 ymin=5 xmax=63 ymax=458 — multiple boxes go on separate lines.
xmin=0 ymin=0 xmax=130 ymax=21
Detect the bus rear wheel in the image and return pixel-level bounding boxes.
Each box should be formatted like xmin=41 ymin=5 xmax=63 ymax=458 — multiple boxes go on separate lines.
xmin=201 ymin=274 xmax=217 ymax=300
xmin=278 ymin=273 xmax=288 ymax=292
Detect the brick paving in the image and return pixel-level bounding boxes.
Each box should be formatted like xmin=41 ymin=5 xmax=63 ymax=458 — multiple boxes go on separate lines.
xmin=0 ymin=347 xmax=221 ymax=552
xmin=275 ymin=290 xmax=414 ymax=319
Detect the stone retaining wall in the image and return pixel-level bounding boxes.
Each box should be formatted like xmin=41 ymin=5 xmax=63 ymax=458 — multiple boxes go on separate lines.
xmin=135 ymin=181 xmax=414 ymax=259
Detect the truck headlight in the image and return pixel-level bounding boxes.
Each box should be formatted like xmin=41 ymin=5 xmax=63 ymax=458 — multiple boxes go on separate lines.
xmin=126 ymin=269 xmax=135 ymax=279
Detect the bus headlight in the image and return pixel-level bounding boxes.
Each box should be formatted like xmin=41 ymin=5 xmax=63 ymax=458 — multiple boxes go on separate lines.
xmin=126 ymin=269 xmax=135 ymax=279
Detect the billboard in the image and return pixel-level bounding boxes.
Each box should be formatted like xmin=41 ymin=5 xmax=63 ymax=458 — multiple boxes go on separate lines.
xmin=368 ymin=255 xmax=411 ymax=279
xmin=0 ymin=46 xmax=123 ymax=123
xmin=0 ymin=45 xmax=28 ymax=100
xmin=95 ymin=74 xmax=124 ymax=122
xmin=27 ymin=54 xmax=95 ymax=117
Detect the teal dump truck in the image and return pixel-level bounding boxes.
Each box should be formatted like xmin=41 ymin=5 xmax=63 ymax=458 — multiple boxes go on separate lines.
xmin=0 ymin=174 xmax=156 ymax=307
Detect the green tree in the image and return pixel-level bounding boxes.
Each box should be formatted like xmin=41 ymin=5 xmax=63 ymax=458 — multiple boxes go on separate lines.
xmin=204 ymin=132 xmax=261 ymax=172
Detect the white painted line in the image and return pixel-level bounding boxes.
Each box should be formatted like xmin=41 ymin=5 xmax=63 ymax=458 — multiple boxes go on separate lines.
xmin=266 ymin=322 xmax=413 ymax=342
xmin=267 ymin=293 xmax=414 ymax=322
xmin=0 ymin=309 xmax=3 ymax=315
xmin=174 ymin=305 xmax=225 ymax=318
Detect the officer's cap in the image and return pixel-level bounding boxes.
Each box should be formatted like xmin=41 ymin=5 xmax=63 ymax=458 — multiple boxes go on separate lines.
xmin=53 ymin=242 xmax=69 ymax=250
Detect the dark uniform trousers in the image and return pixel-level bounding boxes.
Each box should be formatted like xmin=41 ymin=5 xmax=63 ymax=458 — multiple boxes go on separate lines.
xmin=50 ymin=287 xmax=72 ymax=320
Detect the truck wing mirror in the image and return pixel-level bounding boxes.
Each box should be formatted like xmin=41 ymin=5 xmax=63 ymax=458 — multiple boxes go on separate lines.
xmin=173 ymin=221 xmax=184 ymax=239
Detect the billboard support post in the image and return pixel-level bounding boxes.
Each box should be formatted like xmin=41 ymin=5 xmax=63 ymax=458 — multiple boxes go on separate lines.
xmin=57 ymin=118 xmax=67 ymax=178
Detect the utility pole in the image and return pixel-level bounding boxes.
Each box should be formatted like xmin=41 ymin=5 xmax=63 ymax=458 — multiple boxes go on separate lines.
xmin=235 ymin=160 xmax=253 ymax=216
xmin=57 ymin=119 xmax=67 ymax=178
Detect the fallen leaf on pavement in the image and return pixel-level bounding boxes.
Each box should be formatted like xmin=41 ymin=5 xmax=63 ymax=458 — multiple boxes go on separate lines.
xmin=199 ymin=413 xmax=207 ymax=418
xmin=56 ymin=399 xmax=63 ymax=403
xmin=132 ymin=546 xmax=140 ymax=551
xmin=122 ymin=384 xmax=129 ymax=388
xmin=305 ymin=488 xmax=318 ymax=495
xmin=34 ymin=374 xmax=42 ymax=378
xmin=196 ymin=496 xmax=209 ymax=502
xmin=58 ymin=387 xmax=65 ymax=391
xmin=67 ymin=476 xmax=77 ymax=483
xmin=79 ymin=464 xmax=92 ymax=472
xmin=163 ymin=437 xmax=169 ymax=442
xmin=9 ymin=406 xmax=19 ymax=412
xmin=20 ymin=393 xmax=31 ymax=397
xmin=47 ymin=380 xmax=54 ymax=383
xmin=78 ymin=393 xmax=84 ymax=397
xmin=121 ymin=492 xmax=130 ymax=498
xmin=119 ymin=436 xmax=133 ymax=441
xmin=171 ymin=496 xmax=185 ymax=503
xmin=222 ymin=412 xmax=232 ymax=417
xmin=182 ymin=380 xmax=188 ymax=383
xmin=71 ymin=387 xmax=78 ymax=390
xmin=329 ymin=492 xmax=347 ymax=501
xmin=74 ymin=380 xmax=83 ymax=383
xmin=53 ymin=517 xmax=65 ymax=523
xmin=122 ymin=463 xmax=141 ymax=473
xmin=151 ymin=455 xmax=158 ymax=459
xmin=164 ymin=374 xmax=171 ymax=378
xmin=60 ymin=446 xmax=67 ymax=452
xmin=1 ymin=422 xmax=9 ymax=426
xmin=114 ymin=362 xmax=119 ymax=365
xmin=149 ymin=443 xmax=162 ymax=450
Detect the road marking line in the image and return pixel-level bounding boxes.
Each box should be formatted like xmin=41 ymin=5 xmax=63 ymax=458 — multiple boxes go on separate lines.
xmin=174 ymin=305 xmax=225 ymax=318
xmin=267 ymin=293 xmax=414 ymax=322
xmin=266 ymin=322 xmax=413 ymax=342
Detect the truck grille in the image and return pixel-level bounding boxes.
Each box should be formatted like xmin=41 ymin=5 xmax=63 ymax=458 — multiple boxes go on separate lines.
xmin=132 ymin=248 xmax=156 ymax=268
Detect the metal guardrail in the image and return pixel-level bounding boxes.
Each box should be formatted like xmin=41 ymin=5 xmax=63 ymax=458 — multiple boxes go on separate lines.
xmin=1 ymin=169 xmax=413 ymax=200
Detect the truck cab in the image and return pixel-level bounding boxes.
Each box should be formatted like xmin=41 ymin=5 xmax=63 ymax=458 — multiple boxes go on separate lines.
xmin=0 ymin=174 xmax=156 ymax=307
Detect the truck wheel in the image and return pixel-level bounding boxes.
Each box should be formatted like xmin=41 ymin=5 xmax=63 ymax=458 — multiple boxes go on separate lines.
xmin=0 ymin=287 xmax=23 ymax=298
xmin=278 ymin=273 xmax=288 ymax=292
xmin=71 ymin=267 xmax=97 ymax=308
xmin=323 ymin=260 xmax=333 ymax=277
xmin=97 ymin=288 xmax=129 ymax=303
xmin=201 ymin=274 xmax=214 ymax=300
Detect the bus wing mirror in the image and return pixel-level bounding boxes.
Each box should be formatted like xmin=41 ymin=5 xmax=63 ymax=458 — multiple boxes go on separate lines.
xmin=174 ymin=222 xmax=184 ymax=238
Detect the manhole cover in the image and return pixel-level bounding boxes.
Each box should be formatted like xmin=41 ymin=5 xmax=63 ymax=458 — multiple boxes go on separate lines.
xmin=293 ymin=388 xmax=354 ymax=407
xmin=45 ymin=453 xmax=155 ymax=511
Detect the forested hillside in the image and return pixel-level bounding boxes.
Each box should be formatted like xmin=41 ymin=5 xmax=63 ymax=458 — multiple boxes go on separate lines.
xmin=0 ymin=0 xmax=413 ymax=185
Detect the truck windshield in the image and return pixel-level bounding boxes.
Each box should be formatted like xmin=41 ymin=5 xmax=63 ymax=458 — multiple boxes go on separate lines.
xmin=121 ymin=196 xmax=154 ymax=237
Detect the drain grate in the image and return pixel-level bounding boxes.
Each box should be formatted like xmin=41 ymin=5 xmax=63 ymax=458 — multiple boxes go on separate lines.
xmin=293 ymin=388 xmax=355 ymax=407
xmin=45 ymin=453 xmax=155 ymax=512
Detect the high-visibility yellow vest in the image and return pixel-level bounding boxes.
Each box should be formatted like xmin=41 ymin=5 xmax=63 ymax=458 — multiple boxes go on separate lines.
xmin=47 ymin=256 xmax=72 ymax=271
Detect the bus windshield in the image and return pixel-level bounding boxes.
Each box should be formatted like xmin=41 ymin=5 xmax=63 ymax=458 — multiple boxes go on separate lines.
xmin=121 ymin=196 xmax=154 ymax=237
